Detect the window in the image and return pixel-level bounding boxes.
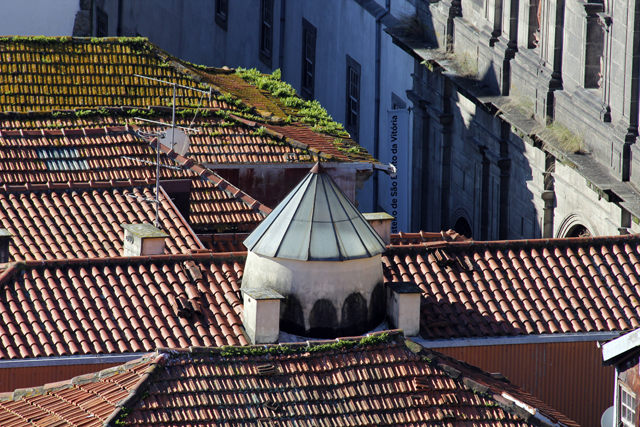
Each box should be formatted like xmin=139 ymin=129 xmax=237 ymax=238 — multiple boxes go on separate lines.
xmin=215 ymin=0 xmax=228 ymax=31
xmin=96 ymin=8 xmax=108 ymax=37
xmin=259 ymin=0 xmax=274 ymax=67
xmin=392 ymin=92 xmax=407 ymax=110
xmin=584 ymin=2 xmax=606 ymax=89
xmin=301 ymin=18 xmax=317 ymax=100
xmin=345 ymin=55 xmax=361 ymax=140
xmin=620 ymin=384 xmax=637 ymax=427
xmin=527 ymin=0 xmax=540 ymax=49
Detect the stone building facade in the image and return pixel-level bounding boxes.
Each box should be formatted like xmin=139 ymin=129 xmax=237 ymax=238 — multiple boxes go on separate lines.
xmin=389 ymin=0 xmax=640 ymax=238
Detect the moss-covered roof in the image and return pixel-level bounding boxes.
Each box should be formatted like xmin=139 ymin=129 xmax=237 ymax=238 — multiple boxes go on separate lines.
xmin=0 ymin=36 xmax=377 ymax=164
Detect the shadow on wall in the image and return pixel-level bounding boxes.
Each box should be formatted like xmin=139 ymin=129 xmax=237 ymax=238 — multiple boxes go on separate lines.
xmin=441 ymin=60 xmax=538 ymax=240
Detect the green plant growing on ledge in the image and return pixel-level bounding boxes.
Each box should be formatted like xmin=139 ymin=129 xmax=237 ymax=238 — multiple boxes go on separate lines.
xmin=236 ymin=67 xmax=350 ymax=136
xmin=536 ymin=120 xmax=585 ymax=154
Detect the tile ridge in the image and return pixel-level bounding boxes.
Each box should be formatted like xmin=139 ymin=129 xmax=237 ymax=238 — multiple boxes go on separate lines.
xmin=17 ymin=252 xmax=248 ymax=270
xmin=152 ymin=138 xmax=273 ymax=216
xmin=385 ymin=233 xmax=640 ymax=252
xmin=0 ymin=353 xmax=153 ymax=403
xmin=103 ymin=352 xmax=167 ymax=427
xmin=0 ymin=178 xmax=156 ymax=193
xmin=403 ymin=338 xmax=579 ymax=427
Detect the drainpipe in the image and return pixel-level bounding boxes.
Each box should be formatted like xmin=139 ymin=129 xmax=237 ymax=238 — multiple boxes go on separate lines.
xmin=278 ymin=0 xmax=286 ymax=72
xmin=117 ymin=0 xmax=123 ymax=36
xmin=373 ymin=0 xmax=390 ymax=211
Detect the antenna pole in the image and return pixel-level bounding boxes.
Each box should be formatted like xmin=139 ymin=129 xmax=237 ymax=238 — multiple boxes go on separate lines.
xmin=155 ymin=137 xmax=160 ymax=228
xmin=171 ymin=83 xmax=177 ymax=151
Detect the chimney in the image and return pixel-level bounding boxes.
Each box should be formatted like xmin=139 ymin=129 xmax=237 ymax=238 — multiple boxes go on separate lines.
xmin=363 ymin=212 xmax=394 ymax=245
xmin=121 ymin=224 xmax=168 ymax=257
xmin=386 ymin=282 xmax=422 ymax=336
xmin=241 ymin=288 xmax=284 ymax=344
xmin=0 ymin=229 xmax=12 ymax=263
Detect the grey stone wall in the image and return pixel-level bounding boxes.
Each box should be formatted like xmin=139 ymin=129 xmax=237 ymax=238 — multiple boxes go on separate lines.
xmin=398 ymin=0 xmax=640 ymax=238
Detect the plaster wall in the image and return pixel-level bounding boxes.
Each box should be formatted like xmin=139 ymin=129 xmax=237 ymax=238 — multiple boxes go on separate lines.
xmin=242 ymin=295 xmax=280 ymax=344
xmin=0 ymin=0 xmax=78 ymax=36
xmin=242 ymin=251 xmax=384 ymax=337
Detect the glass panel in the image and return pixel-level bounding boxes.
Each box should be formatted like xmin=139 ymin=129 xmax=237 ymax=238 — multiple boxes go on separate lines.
xmin=334 ymin=220 xmax=368 ymax=259
xmin=273 ymin=176 xmax=317 ymax=259
xmin=276 ymin=218 xmax=312 ymax=260
xmin=323 ymin=178 xmax=350 ymax=222
xmin=243 ymin=174 xmax=311 ymax=253
xmin=312 ymin=178 xmax=332 ymax=223
xmin=309 ymin=221 xmax=339 ymax=260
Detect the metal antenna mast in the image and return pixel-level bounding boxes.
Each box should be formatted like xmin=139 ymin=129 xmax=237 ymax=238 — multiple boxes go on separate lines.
xmin=124 ymin=75 xmax=213 ymax=228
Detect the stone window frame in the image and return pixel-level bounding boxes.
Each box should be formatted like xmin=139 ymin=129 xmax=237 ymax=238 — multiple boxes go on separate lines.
xmin=301 ymin=18 xmax=317 ymax=100
xmin=527 ymin=0 xmax=541 ymax=50
xmin=215 ymin=0 xmax=228 ymax=31
xmin=345 ymin=55 xmax=361 ymax=142
xmin=582 ymin=2 xmax=608 ymax=91
xmin=259 ymin=0 xmax=274 ymax=68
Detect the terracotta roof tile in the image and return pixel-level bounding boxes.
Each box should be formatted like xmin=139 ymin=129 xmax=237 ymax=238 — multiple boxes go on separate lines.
xmin=0 ymin=182 xmax=202 ymax=261
xmin=385 ymin=234 xmax=640 ymax=339
xmin=0 ymin=37 xmax=374 ymax=164
xmin=0 ymin=253 xmax=248 ymax=359
xmin=0 ymin=125 xmax=269 ymax=232
xmin=0 ymin=332 xmax=578 ymax=427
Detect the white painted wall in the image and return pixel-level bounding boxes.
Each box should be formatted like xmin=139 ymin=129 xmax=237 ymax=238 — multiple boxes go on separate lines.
xmin=0 ymin=0 xmax=79 ymax=36
xmin=242 ymin=251 xmax=383 ymax=332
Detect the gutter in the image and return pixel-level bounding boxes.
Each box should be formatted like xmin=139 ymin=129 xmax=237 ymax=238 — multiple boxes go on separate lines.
xmin=278 ymin=0 xmax=286 ymax=71
xmin=412 ymin=331 xmax=621 ymax=348
xmin=0 ymin=352 xmax=146 ymax=368
xmin=373 ymin=0 xmax=391 ymax=210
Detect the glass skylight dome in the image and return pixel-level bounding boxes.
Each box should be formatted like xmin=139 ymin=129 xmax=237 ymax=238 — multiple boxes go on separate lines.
xmin=243 ymin=163 xmax=386 ymax=261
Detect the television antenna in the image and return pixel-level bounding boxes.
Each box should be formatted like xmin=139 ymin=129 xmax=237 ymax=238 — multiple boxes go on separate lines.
xmin=123 ymin=74 xmax=213 ymax=228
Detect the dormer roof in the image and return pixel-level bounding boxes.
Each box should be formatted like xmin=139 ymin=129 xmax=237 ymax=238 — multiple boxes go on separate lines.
xmin=243 ymin=163 xmax=386 ymax=261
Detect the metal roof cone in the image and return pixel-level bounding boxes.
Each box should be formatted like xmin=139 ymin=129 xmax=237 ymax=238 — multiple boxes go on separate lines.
xmin=243 ymin=164 xmax=386 ymax=261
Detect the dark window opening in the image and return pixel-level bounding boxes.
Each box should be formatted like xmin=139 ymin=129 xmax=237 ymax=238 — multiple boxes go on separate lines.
xmin=528 ymin=0 xmax=540 ymax=49
xmin=96 ymin=8 xmax=108 ymax=38
xmin=301 ymin=18 xmax=317 ymax=100
xmin=391 ymin=92 xmax=407 ymax=110
xmin=259 ymin=0 xmax=274 ymax=67
xmin=585 ymin=14 xmax=605 ymax=89
xmin=454 ymin=217 xmax=473 ymax=239
xmin=345 ymin=55 xmax=361 ymax=141
xmin=215 ymin=0 xmax=229 ymax=31
xmin=566 ymin=224 xmax=591 ymax=238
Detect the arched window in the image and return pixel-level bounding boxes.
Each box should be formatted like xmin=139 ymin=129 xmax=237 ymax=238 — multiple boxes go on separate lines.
xmin=566 ymin=224 xmax=591 ymax=238
xmin=454 ymin=217 xmax=473 ymax=239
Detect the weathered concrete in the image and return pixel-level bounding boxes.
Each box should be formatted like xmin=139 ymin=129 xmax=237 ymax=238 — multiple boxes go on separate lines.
xmin=242 ymin=288 xmax=284 ymax=344
xmin=242 ymin=251 xmax=384 ymax=338
xmin=385 ymin=282 xmax=422 ymax=336
xmin=121 ymin=224 xmax=168 ymax=256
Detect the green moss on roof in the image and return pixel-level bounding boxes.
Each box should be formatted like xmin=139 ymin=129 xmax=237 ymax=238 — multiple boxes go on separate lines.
xmin=236 ymin=68 xmax=350 ymax=137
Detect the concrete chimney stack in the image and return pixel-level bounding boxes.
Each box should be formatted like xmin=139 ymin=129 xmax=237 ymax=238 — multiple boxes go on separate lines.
xmin=242 ymin=288 xmax=284 ymax=344
xmin=363 ymin=212 xmax=394 ymax=245
xmin=121 ymin=224 xmax=168 ymax=257
xmin=386 ymin=282 xmax=422 ymax=336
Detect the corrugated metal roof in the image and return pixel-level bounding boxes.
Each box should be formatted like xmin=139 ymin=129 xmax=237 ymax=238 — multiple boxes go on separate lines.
xmin=243 ymin=163 xmax=386 ymax=261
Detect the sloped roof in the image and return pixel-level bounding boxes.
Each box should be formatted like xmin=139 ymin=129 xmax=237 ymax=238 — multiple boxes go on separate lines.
xmin=0 ymin=125 xmax=271 ymax=232
xmin=0 ymin=252 xmax=247 ymax=359
xmin=0 ymin=331 xmax=579 ymax=427
xmin=383 ymin=234 xmax=640 ymax=339
xmin=0 ymin=36 xmax=375 ymax=164
xmin=244 ymin=163 xmax=386 ymax=261
xmin=0 ymin=180 xmax=202 ymax=261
